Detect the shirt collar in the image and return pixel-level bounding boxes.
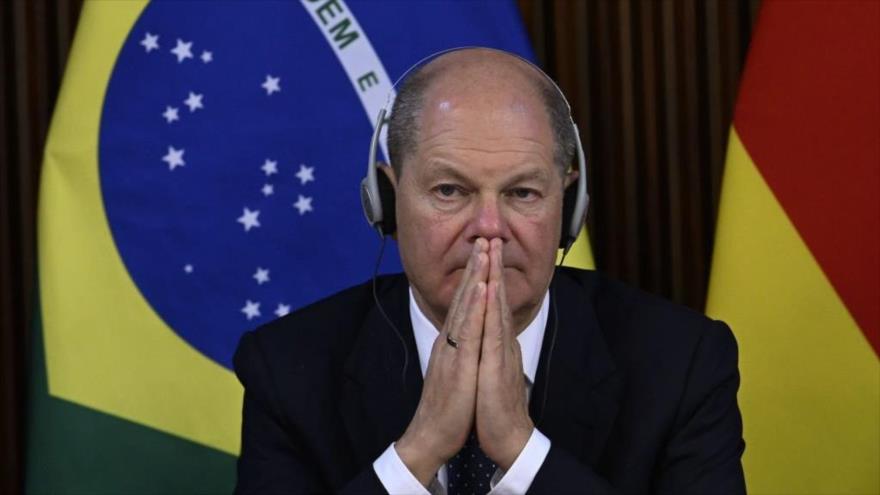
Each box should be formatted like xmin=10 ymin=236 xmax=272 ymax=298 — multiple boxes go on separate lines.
xmin=408 ymin=287 xmax=549 ymax=386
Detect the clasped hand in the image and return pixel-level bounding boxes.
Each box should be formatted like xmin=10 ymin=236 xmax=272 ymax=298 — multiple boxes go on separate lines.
xmin=396 ymin=238 xmax=534 ymax=486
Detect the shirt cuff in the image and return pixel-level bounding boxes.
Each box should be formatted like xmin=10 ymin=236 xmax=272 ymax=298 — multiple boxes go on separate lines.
xmin=373 ymin=442 xmax=433 ymax=495
xmin=488 ymin=428 xmax=552 ymax=495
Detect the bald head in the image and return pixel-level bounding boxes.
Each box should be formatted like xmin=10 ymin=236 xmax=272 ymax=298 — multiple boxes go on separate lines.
xmin=387 ymin=48 xmax=577 ymax=178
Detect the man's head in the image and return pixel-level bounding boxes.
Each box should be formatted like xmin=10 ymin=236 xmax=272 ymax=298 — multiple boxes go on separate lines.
xmin=388 ymin=50 xmax=577 ymax=180
xmin=384 ymin=48 xmax=579 ymax=332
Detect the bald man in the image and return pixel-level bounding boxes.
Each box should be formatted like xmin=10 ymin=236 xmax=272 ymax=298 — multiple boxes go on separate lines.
xmin=234 ymin=49 xmax=745 ymax=495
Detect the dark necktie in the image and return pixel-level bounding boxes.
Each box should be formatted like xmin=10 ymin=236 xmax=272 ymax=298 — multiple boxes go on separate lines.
xmin=446 ymin=431 xmax=498 ymax=495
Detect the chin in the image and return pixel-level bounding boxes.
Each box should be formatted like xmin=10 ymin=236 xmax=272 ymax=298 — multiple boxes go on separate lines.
xmin=504 ymin=274 xmax=537 ymax=307
xmin=503 ymin=268 xmax=530 ymax=293
xmin=432 ymin=277 xmax=460 ymax=315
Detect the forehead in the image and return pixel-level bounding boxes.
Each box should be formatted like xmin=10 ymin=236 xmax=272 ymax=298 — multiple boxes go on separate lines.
xmin=410 ymin=55 xmax=556 ymax=178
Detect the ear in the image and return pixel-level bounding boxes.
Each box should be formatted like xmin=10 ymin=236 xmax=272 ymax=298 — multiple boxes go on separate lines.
xmin=564 ymin=169 xmax=579 ymax=189
xmin=375 ymin=161 xmax=398 ymax=237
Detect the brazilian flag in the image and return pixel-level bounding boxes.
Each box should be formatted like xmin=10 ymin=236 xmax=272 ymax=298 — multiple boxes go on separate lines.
xmin=27 ymin=1 xmax=593 ymax=492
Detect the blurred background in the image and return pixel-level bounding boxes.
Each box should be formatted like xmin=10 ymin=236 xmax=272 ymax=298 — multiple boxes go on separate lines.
xmin=2 ymin=0 xmax=762 ymax=492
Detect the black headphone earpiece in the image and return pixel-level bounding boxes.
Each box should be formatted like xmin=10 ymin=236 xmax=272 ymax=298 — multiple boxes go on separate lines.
xmin=375 ymin=166 xmax=397 ymax=236
xmin=560 ymin=180 xmax=580 ymax=249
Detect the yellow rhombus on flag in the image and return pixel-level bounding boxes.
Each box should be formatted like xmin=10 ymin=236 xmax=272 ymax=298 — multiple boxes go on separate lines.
xmin=27 ymin=1 xmax=594 ymax=494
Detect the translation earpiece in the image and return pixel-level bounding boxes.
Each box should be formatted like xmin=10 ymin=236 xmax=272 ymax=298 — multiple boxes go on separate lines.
xmin=376 ymin=166 xmax=397 ymax=236
xmin=560 ymin=182 xmax=579 ymax=250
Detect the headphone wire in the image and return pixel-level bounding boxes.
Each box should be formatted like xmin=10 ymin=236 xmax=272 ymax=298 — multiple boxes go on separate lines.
xmin=537 ymin=248 xmax=569 ymax=427
xmin=372 ymin=236 xmax=410 ymax=389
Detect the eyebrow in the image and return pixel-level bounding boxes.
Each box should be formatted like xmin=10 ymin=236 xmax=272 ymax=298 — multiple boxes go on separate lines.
xmin=504 ymin=169 xmax=551 ymax=186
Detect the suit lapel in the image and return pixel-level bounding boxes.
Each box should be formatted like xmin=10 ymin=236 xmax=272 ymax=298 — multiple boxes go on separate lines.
xmin=339 ymin=276 xmax=423 ymax=466
xmin=529 ymin=269 xmax=622 ymax=466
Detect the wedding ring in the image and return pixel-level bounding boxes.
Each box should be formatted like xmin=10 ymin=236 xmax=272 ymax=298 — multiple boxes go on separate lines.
xmin=446 ymin=334 xmax=459 ymax=349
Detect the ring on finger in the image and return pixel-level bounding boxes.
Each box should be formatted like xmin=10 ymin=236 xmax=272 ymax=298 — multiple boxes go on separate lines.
xmin=446 ymin=334 xmax=459 ymax=349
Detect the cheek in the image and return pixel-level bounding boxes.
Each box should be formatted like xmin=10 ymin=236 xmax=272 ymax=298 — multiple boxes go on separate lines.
xmin=396 ymin=194 xmax=464 ymax=289
xmin=504 ymin=206 xmax=562 ymax=300
xmin=398 ymin=199 xmax=455 ymax=256
xmin=513 ymin=208 xmax=562 ymax=259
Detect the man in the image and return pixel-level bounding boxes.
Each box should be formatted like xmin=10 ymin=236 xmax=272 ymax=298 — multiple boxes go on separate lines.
xmin=234 ymin=48 xmax=746 ymax=494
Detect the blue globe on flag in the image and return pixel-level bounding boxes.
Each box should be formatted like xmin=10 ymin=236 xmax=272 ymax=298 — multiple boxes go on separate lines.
xmin=98 ymin=0 xmax=534 ymax=369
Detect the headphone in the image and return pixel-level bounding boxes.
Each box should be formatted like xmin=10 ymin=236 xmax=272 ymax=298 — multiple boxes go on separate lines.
xmin=360 ymin=47 xmax=589 ymax=254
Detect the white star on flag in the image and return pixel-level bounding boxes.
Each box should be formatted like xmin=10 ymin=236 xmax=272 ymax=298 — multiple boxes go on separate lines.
xmin=162 ymin=146 xmax=185 ymax=170
xmin=171 ymin=39 xmax=193 ymax=63
xmin=253 ymin=267 xmax=270 ymax=285
xmin=184 ymin=91 xmax=204 ymax=112
xmin=274 ymin=303 xmax=291 ymax=318
xmin=261 ymin=184 xmax=274 ymax=197
xmin=241 ymin=300 xmax=261 ymax=320
xmin=183 ymin=264 xmax=194 ymax=274
xmin=293 ymin=195 xmax=313 ymax=215
xmin=162 ymin=106 xmax=179 ymax=123
xmin=261 ymin=159 xmax=278 ymax=176
xmin=296 ymin=164 xmax=315 ymax=185
xmin=200 ymin=50 xmax=213 ymax=63
xmin=237 ymin=207 xmax=261 ymax=231
xmin=141 ymin=32 xmax=159 ymax=52
xmin=262 ymin=74 xmax=281 ymax=95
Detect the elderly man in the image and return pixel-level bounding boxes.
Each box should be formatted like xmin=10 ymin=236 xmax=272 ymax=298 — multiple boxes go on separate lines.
xmin=234 ymin=48 xmax=745 ymax=494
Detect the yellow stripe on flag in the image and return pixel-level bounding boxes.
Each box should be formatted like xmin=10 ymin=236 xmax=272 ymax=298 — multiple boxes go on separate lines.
xmin=706 ymin=129 xmax=879 ymax=494
xmin=38 ymin=0 xmax=242 ymax=456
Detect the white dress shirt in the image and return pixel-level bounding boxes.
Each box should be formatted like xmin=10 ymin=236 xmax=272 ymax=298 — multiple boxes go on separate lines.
xmin=373 ymin=288 xmax=552 ymax=494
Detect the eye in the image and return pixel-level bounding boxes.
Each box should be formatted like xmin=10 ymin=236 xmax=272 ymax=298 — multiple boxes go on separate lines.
xmin=433 ymin=183 xmax=461 ymax=198
xmin=508 ymin=187 xmax=540 ymax=201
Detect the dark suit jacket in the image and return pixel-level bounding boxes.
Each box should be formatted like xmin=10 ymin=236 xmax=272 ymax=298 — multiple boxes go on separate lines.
xmin=234 ymin=268 xmax=746 ymax=494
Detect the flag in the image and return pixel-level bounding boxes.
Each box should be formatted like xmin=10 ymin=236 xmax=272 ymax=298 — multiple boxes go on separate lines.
xmin=28 ymin=1 xmax=592 ymax=492
xmin=706 ymin=2 xmax=879 ymax=493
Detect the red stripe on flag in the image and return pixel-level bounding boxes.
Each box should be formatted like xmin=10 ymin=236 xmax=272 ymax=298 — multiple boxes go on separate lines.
xmin=734 ymin=1 xmax=880 ymax=356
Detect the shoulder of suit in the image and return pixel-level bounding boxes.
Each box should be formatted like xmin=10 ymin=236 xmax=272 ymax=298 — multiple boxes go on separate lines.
xmin=557 ymin=267 xmax=734 ymax=360
xmin=236 ymin=273 xmax=408 ymax=363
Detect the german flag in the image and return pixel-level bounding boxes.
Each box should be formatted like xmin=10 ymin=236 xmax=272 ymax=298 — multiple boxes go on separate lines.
xmin=706 ymin=2 xmax=879 ymax=493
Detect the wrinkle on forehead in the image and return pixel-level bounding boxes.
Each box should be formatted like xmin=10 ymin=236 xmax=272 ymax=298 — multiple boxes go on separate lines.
xmin=418 ymin=133 xmax=552 ymax=158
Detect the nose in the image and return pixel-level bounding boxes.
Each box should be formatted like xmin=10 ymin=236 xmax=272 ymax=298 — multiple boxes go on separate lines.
xmin=466 ymin=195 xmax=509 ymax=244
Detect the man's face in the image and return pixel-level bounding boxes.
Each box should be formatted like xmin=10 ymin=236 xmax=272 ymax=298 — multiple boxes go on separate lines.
xmin=392 ymin=67 xmax=568 ymax=331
